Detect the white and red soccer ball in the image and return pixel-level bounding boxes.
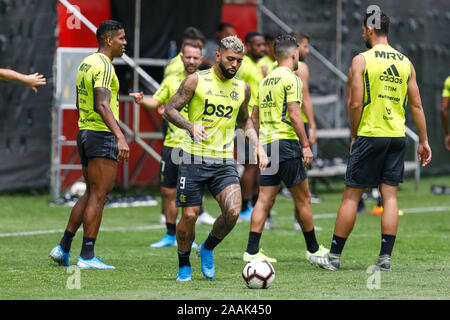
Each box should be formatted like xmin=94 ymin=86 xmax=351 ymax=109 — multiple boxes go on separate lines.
xmin=242 ymin=258 xmax=275 ymax=289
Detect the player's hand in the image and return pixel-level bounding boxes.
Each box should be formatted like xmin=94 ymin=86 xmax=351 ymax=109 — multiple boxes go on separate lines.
xmin=255 ymin=144 xmax=269 ymax=170
xmin=157 ymin=104 xmax=165 ymax=115
xmin=417 ymin=141 xmax=431 ymax=167
xmin=24 ymin=73 xmax=46 ymax=93
xmin=302 ymin=146 xmax=313 ymax=167
xmin=117 ymin=136 xmax=130 ymax=162
xmin=309 ymin=126 xmax=317 ymax=145
xmin=350 ymin=137 xmax=356 ymax=153
xmin=190 ymin=124 xmax=211 ymax=142
xmin=129 ymin=91 xmax=144 ymax=104
xmin=445 ymin=134 xmax=450 ymax=151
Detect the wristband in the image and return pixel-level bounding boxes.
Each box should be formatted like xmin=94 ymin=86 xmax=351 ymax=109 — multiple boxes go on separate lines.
xmin=302 ymin=145 xmax=310 ymax=149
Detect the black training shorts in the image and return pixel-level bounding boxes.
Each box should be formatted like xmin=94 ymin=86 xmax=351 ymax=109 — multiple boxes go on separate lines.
xmin=345 ymin=136 xmax=407 ymax=188
xmin=176 ymin=154 xmax=240 ymax=207
xmin=260 ymin=157 xmax=307 ymax=189
xmin=77 ymin=129 xmax=118 ymax=166
xmin=159 ymin=146 xmax=181 ymax=188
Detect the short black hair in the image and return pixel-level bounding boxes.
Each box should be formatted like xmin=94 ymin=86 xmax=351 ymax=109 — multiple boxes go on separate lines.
xmin=274 ymin=34 xmax=298 ymax=60
xmin=363 ymin=11 xmax=390 ymax=36
xmin=245 ymin=31 xmax=264 ymax=44
xmin=182 ymin=26 xmax=206 ymax=44
xmin=297 ymin=32 xmax=310 ymax=42
xmin=96 ymin=20 xmax=123 ymax=45
xmin=217 ymin=22 xmax=233 ymax=32
xmin=264 ymin=32 xmax=279 ymax=43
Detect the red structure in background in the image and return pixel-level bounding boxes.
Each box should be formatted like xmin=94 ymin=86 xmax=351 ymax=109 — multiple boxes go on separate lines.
xmin=57 ymin=0 xmax=258 ymax=192
xmin=221 ymin=1 xmax=259 ymax=41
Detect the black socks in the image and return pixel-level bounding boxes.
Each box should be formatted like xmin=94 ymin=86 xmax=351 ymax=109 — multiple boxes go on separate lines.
xmin=302 ymin=229 xmax=319 ymax=253
xmin=166 ymin=222 xmax=176 ymax=236
xmin=80 ymin=236 xmax=96 ymax=260
xmin=380 ymin=234 xmax=396 ymax=256
xmin=246 ymin=232 xmax=262 ymax=254
xmin=330 ymin=234 xmax=347 ymax=255
xmin=178 ymin=250 xmax=191 ymax=267
xmin=59 ymin=230 xmax=75 ymax=253
xmin=204 ymin=232 xmax=222 ymax=250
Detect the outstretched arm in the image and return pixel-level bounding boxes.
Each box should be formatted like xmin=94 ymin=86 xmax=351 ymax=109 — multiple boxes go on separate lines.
xmin=0 ymin=68 xmax=46 ymax=93
xmin=129 ymin=91 xmax=162 ymax=110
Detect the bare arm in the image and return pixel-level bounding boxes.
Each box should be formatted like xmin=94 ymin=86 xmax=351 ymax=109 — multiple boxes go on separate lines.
xmin=94 ymin=87 xmax=129 ymax=161
xmin=296 ymin=63 xmax=316 ymax=144
xmin=287 ymin=101 xmax=313 ymax=167
xmin=346 ymin=67 xmax=353 ymax=116
xmin=237 ymin=84 xmax=268 ymax=169
xmin=441 ymin=97 xmax=450 ymax=135
xmin=408 ymin=63 xmax=432 ymax=166
xmin=440 ymin=96 xmax=450 ymax=150
xmin=129 ymin=91 xmax=162 ymax=110
xmin=0 ymin=68 xmax=46 ymax=93
xmin=251 ymin=105 xmax=259 ymax=134
xmin=349 ymin=55 xmax=366 ymax=142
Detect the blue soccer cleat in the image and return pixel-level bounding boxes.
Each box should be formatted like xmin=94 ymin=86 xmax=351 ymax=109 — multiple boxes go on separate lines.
xmin=176 ymin=266 xmax=192 ymax=282
xmin=197 ymin=242 xmax=215 ymax=279
xmin=150 ymin=234 xmax=199 ymax=249
xmin=238 ymin=205 xmax=253 ymax=222
xmin=49 ymin=245 xmax=70 ymax=266
xmin=76 ymin=255 xmax=115 ymax=270
xmin=150 ymin=234 xmax=177 ymax=248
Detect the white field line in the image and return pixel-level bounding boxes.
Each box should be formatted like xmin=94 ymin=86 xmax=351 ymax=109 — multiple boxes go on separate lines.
xmin=0 ymin=206 xmax=448 ymax=238
xmin=0 ymin=225 xmax=164 ymax=238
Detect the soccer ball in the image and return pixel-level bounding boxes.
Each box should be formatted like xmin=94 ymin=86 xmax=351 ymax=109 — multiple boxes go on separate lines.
xmin=70 ymin=181 xmax=86 ymax=197
xmin=242 ymin=258 xmax=275 ymax=289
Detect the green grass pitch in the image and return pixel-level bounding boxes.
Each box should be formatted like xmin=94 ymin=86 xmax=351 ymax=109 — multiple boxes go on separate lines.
xmin=0 ymin=175 xmax=449 ymax=300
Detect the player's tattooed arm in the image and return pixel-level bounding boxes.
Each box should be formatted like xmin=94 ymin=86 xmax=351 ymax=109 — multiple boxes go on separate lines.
xmin=165 ymin=73 xmax=209 ymax=141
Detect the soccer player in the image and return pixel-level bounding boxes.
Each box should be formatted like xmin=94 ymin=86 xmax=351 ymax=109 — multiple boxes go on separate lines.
xmin=295 ymin=32 xmax=317 ymax=147
xmin=440 ymin=75 xmax=450 ymax=150
xmin=129 ymin=40 xmax=215 ymax=248
xmin=163 ymin=27 xmax=206 ymax=79
xmin=309 ymin=11 xmax=432 ymax=271
xmin=257 ymin=33 xmax=278 ymax=78
xmin=202 ymin=22 xmax=237 ymax=68
xmin=236 ymin=32 xmax=266 ymax=222
xmin=164 ymin=36 xmax=268 ymax=281
xmin=243 ymin=34 xmax=329 ymax=264
xmin=0 ymin=68 xmax=46 ymax=93
xmin=49 ymin=20 xmax=130 ymax=269
xmin=292 ymin=32 xmax=321 ymax=230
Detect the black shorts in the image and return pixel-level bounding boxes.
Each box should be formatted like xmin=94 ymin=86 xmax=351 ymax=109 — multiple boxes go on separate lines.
xmin=159 ymin=146 xmax=181 ymax=188
xmin=77 ymin=129 xmax=118 ymax=166
xmin=176 ymin=155 xmax=240 ymax=207
xmin=260 ymin=157 xmax=307 ymax=189
xmin=345 ymin=136 xmax=407 ymax=188
xmin=235 ymin=135 xmax=257 ymax=165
